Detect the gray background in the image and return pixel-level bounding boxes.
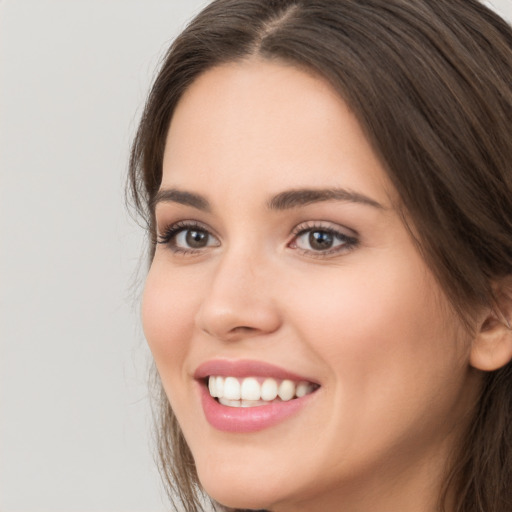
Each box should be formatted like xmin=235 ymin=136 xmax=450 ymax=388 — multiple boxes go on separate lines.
xmin=0 ymin=1 xmax=510 ymax=511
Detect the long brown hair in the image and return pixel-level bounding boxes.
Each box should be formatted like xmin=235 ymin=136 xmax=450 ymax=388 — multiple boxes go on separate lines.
xmin=128 ymin=1 xmax=512 ymax=510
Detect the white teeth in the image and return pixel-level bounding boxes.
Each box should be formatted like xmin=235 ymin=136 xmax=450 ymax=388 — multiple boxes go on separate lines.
xmin=208 ymin=375 xmax=317 ymax=406
xmin=261 ymin=378 xmax=278 ymax=401
xmin=218 ymin=398 xmax=242 ymax=407
xmin=223 ymin=377 xmax=241 ymax=400
xmin=215 ymin=376 xmax=224 ymax=398
xmin=241 ymin=399 xmax=266 ymax=407
xmin=278 ymin=379 xmax=295 ymax=401
xmin=240 ymin=377 xmax=261 ymax=401
xmin=208 ymin=377 xmax=217 ymax=397
xmin=218 ymin=398 xmax=269 ymax=407
xmin=296 ymin=381 xmax=310 ymax=398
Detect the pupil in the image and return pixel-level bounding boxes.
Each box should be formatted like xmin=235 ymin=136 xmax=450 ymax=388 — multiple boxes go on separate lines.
xmin=309 ymin=231 xmax=333 ymax=250
xmin=186 ymin=230 xmax=208 ymax=248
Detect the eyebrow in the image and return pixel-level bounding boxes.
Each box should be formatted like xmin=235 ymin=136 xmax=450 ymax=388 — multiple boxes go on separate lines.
xmin=267 ymin=188 xmax=385 ymax=210
xmin=152 ymin=188 xmax=211 ymax=212
xmin=152 ymin=187 xmax=384 ymax=212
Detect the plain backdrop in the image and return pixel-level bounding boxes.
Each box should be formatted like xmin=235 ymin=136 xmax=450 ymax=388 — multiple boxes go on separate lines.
xmin=0 ymin=1 xmax=511 ymax=511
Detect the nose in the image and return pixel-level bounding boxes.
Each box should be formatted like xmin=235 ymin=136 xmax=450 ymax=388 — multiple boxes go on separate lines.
xmin=195 ymin=249 xmax=282 ymax=342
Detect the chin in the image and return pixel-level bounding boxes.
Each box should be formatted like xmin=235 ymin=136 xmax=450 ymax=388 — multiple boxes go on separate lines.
xmin=197 ymin=465 xmax=280 ymax=511
xmin=204 ymin=486 xmax=271 ymax=511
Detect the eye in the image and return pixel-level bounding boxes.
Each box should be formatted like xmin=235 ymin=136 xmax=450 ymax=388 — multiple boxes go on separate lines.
xmin=290 ymin=223 xmax=358 ymax=255
xmin=157 ymin=221 xmax=220 ymax=253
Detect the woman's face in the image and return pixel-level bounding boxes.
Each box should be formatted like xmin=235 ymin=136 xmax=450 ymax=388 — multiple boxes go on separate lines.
xmin=143 ymin=60 xmax=482 ymax=511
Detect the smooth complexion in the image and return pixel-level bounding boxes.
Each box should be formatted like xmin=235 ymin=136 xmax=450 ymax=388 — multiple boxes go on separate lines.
xmin=142 ymin=60 xmax=483 ymax=512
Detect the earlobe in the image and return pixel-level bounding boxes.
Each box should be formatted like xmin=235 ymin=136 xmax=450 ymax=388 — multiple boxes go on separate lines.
xmin=470 ymin=278 xmax=512 ymax=372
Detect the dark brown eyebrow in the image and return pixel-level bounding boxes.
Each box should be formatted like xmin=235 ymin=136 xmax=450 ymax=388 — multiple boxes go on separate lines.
xmin=267 ymin=188 xmax=385 ymax=210
xmin=152 ymin=186 xmax=384 ymax=213
xmin=152 ymin=188 xmax=211 ymax=212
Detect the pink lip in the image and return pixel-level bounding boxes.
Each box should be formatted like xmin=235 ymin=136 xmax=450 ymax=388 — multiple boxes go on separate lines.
xmin=198 ymin=384 xmax=316 ymax=433
xmin=194 ymin=359 xmax=319 ymax=433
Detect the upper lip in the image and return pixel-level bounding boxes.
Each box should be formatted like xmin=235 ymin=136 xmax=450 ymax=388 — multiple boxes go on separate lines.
xmin=194 ymin=359 xmax=319 ymax=384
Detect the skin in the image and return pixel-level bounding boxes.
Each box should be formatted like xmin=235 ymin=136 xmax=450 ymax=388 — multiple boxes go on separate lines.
xmin=142 ymin=59 xmax=484 ymax=512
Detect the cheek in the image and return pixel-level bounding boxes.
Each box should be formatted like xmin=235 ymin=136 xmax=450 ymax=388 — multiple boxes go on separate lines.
xmin=287 ymin=251 xmax=468 ymax=410
xmin=141 ymin=262 xmax=197 ymax=381
xmin=290 ymin=257 xmax=431 ymax=348
xmin=278 ymin=254 xmax=473 ymax=474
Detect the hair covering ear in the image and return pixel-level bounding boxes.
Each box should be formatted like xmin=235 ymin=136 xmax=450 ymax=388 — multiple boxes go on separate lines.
xmin=470 ymin=276 xmax=512 ymax=372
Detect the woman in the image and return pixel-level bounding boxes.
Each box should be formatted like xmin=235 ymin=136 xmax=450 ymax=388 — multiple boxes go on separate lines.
xmin=129 ymin=0 xmax=512 ymax=510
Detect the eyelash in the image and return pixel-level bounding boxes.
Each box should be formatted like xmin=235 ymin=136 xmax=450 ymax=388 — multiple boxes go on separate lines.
xmin=289 ymin=222 xmax=359 ymax=257
xmin=156 ymin=220 xmax=359 ymax=257
xmin=156 ymin=220 xmax=216 ymax=255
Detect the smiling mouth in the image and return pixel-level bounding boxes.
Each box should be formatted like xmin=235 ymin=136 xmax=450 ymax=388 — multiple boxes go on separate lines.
xmin=207 ymin=375 xmax=320 ymax=407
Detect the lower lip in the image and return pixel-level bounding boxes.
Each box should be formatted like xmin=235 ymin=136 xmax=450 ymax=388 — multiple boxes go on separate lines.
xmin=199 ymin=383 xmax=316 ymax=433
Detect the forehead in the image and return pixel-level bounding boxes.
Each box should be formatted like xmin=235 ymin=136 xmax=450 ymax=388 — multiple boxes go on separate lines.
xmin=161 ymin=59 xmax=393 ymax=205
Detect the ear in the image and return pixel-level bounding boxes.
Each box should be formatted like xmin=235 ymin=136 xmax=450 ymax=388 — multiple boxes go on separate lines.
xmin=470 ymin=276 xmax=512 ymax=372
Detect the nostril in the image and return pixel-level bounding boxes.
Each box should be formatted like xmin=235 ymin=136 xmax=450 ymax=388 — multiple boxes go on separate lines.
xmin=232 ymin=326 xmax=257 ymax=333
